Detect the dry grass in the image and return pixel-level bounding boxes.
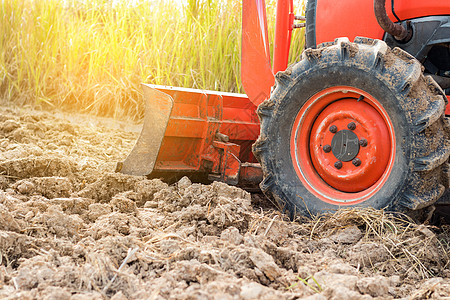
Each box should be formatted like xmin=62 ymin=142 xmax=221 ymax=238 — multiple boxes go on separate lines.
xmin=306 ymin=208 xmax=450 ymax=279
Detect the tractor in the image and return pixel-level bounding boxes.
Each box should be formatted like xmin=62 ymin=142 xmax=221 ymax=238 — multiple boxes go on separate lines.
xmin=117 ymin=0 xmax=450 ymax=218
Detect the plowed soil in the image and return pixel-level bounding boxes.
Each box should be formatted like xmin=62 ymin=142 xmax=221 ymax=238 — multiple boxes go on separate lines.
xmin=0 ymin=105 xmax=449 ymax=299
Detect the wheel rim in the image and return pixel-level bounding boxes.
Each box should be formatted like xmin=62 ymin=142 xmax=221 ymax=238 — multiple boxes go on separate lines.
xmin=290 ymin=86 xmax=396 ymax=205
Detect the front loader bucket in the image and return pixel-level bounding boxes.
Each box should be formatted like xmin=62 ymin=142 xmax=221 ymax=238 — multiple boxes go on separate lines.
xmin=117 ymin=83 xmax=261 ymax=186
xmin=118 ymin=84 xmax=174 ymax=176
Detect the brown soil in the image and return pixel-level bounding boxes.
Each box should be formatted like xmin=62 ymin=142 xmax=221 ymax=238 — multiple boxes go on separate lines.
xmin=0 ymin=105 xmax=449 ymax=299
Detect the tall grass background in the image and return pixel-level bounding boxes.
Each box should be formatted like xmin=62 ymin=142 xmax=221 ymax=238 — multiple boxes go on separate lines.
xmin=1 ymin=0 xmax=305 ymax=120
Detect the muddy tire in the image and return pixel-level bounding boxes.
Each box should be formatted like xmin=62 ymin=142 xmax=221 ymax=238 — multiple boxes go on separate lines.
xmin=253 ymin=37 xmax=450 ymax=218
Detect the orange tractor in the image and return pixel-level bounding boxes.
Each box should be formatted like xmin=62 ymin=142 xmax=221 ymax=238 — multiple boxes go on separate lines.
xmin=117 ymin=0 xmax=450 ymax=218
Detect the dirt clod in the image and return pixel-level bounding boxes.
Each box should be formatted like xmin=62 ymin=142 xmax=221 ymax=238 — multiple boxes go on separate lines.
xmin=356 ymin=275 xmax=390 ymax=297
xmin=329 ymin=225 xmax=363 ymax=244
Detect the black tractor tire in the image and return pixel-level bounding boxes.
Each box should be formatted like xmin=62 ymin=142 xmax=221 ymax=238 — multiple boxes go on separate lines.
xmin=253 ymin=37 xmax=450 ymax=218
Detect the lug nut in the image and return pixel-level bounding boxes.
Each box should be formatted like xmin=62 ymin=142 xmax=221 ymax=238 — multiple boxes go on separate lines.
xmin=359 ymin=138 xmax=368 ymax=147
xmin=334 ymin=161 xmax=343 ymax=169
xmin=329 ymin=125 xmax=337 ymax=133
xmin=323 ymin=145 xmax=332 ymax=153
xmin=352 ymin=158 xmax=361 ymax=167
xmin=347 ymin=122 xmax=356 ymax=130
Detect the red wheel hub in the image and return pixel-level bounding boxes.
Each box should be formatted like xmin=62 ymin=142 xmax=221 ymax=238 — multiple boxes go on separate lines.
xmin=290 ymin=87 xmax=395 ymax=205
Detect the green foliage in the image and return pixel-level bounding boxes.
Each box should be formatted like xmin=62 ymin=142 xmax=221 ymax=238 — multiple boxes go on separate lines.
xmin=287 ymin=275 xmax=323 ymax=294
xmin=1 ymin=0 xmax=305 ymax=119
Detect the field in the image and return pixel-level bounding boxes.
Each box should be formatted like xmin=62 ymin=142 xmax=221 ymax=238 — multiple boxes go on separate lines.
xmin=0 ymin=107 xmax=450 ymax=299
xmin=1 ymin=0 xmax=450 ymax=299
xmin=0 ymin=104 xmax=449 ymax=299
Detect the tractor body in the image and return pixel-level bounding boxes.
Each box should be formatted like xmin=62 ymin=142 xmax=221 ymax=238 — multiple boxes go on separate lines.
xmin=308 ymin=0 xmax=450 ymax=46
xmin=119 ymin=0 xmax=450 ymax=216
